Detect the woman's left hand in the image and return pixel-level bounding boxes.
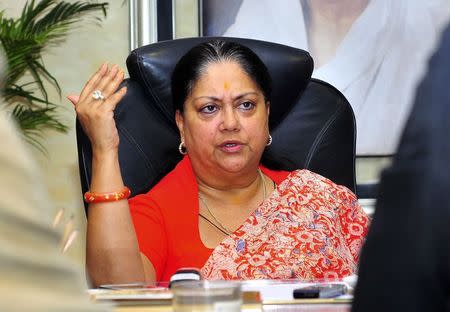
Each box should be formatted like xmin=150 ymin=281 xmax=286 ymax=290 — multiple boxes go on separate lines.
xmin=69 ymin=63 xmax=127 ymax=155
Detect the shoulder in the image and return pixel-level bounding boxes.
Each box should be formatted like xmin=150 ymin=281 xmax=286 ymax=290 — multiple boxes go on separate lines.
xmin=281 ymin=169 xmax=357 ymax=202
xmin=129 ymin=156 xmax=197 ymax=212
xmin=261 ymin=166 xmax=355 ymax=198
xmin=260 ymin=166 xmax=291 ymax=184
xmin=290 ymin=169 xmax=338 ymax=186
xmin=148 ymin=156 xmax=196 ymax=199
xmin=276 ymin=170 xmax=367 ymax=227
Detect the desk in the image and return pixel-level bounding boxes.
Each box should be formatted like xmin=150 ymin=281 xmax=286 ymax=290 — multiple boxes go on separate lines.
xmin=112 ymin=300 xmax=351 ymax=312
xmin=113 ymin=303 xmax=351 ymax=312
xmin=92 ymin=281 xmax=353 ymax=311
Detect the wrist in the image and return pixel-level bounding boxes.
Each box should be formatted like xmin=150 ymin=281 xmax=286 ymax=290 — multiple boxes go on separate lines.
xmin=90 ymin=150 xmax=124 ymax=193
xmin=92 ymin=149 xmax=119 ymax=163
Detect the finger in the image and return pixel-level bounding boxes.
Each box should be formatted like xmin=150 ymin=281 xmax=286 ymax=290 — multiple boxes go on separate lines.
xmin=67 ymin=94 xmax=80 ymax=107
xmin=102 ymin=86 xmax=127 ymax=112
xmin=78 ymin=63 xmax=108 ymax=104
xmin=92 ymin=64 xmax=120 ymax=97
xmin=79 ymin=63 xmax=108 ymax=103
xmin=101 ymin=69 xmax=125 ymax=99
xmin=85 ymin=66 xmax=121 ymax=109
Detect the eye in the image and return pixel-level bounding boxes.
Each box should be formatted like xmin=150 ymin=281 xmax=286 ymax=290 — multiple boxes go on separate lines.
xmin=200 ymin=104 xmax=218 ymax=114
xmin=238 ymin=101 xmax=255 ymax=111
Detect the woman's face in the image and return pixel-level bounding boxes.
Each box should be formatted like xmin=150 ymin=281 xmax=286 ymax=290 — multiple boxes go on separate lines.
xmin=176 ymin=60 xmax=270 ymax=177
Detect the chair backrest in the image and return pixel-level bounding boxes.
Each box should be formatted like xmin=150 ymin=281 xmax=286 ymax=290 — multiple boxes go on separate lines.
xmin=77 ymin=37 xmax=356 ymax=211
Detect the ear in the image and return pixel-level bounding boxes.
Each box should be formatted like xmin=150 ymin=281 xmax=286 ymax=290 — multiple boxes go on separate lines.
xmin=175 ymin=110 xmax=185 ymax=141
xmin=266 ymin=101 xmax=270 ymax=117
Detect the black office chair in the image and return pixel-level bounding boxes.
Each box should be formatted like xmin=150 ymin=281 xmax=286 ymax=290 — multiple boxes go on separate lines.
xmin=77 ymin=37 xmax=357 ymax=213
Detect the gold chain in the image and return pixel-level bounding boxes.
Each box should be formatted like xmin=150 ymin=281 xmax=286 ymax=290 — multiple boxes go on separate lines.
xmin=198 ymin=169 xmax=267 ymax=235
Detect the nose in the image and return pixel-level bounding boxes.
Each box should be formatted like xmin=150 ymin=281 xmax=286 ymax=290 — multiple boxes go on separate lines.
xmin=220 ymin=106 xmax=240 ymax=131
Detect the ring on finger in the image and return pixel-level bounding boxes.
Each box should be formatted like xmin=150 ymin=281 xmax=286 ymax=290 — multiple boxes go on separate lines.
xmin=92 ymin=90 xmax=105 ymax=100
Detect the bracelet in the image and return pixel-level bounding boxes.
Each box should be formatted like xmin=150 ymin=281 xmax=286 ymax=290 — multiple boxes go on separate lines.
xmin=84 ymin=186 xmax=131 ymax=203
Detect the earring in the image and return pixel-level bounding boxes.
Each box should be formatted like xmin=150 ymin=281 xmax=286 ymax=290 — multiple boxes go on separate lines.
xmin=266 ymin=134 xmax=273 ymax=146
xmin=178 ymin=141 xmax=187 ymax=155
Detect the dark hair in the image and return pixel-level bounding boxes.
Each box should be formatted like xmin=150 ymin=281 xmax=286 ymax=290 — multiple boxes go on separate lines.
xmin=171 ymin=40 xmax=272 ymax=113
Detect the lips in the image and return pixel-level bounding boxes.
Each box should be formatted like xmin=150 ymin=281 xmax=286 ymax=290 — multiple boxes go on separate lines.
xmin=219 ymin=140 xmax=244 ymax=153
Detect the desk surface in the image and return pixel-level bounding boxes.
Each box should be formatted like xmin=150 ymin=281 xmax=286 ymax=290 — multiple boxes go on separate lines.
xmin=93 ymin=281 xmax=353 ymax=311
xmin=113 ymin=302 xmax=351 ymax=312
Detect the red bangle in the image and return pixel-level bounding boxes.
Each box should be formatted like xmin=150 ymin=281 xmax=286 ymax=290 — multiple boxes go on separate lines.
xmin=84 ymin=186 xmax=131 ymax=203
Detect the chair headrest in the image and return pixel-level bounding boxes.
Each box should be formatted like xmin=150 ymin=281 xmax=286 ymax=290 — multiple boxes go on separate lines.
xmin=126 ymin=37 xmax=314 ymax=129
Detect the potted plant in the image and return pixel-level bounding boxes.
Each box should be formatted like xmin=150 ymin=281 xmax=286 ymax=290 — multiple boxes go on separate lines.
xmin=0 ymin=0 xmax=108 ymax=152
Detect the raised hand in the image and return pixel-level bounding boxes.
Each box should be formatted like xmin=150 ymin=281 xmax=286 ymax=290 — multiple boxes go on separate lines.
xmin=73 ymin=63 xmax=127 ymax=155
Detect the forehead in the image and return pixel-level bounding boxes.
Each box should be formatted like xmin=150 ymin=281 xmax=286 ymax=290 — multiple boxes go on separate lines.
xmin=192 ymin=61 xmax=258 ymax=92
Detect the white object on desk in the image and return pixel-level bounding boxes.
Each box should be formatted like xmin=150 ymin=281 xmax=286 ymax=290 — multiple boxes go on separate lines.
xmin=88 ymin=288 xmax=173 ymax=300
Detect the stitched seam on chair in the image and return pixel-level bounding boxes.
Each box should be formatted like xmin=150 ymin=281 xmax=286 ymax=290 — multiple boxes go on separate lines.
xmin=135 ymin=54 xmax=173 ymax=122
xmin=304 ymin=104 xmax=344 ymax=167
xmin=309 ymin=78 xmax=357 ymax=144
xmin=78 ymin=140 xmax=91 ymax=213
xmin=117 ymin=125 xmax=155 ymax=179
xmin=79 ymin=143 xmax=88 ymax=187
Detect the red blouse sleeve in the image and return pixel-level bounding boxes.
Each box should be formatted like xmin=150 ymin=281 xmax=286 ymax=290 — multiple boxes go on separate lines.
xmin=128 ymin=193 xmax=167 ymax=281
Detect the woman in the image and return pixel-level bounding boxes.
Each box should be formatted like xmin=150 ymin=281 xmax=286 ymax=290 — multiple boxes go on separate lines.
xmin=74 ymin=40 xmax=369 ymax=286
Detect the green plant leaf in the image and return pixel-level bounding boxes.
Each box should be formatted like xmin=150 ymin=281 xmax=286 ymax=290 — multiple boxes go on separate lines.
xmin=0 ymin=0 xmax=109 ymax=152
xmin=3 ymin=84 xmax=58 ymax=106
xmin=11 ymin=104 xmax=69 ymax=152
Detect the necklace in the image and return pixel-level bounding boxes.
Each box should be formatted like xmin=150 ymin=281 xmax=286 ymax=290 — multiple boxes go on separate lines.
xmin=198 ymin=169 xmax=267 ymax=235
xmin=198 ymin=213 xmax=229 ymax=235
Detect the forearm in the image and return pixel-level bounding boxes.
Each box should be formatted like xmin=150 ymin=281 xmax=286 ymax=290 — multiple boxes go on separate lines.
xmin=86 ymin=151 xmax=146 ymax=286
xmin=75 ymin=64 xmax=156 ymax=286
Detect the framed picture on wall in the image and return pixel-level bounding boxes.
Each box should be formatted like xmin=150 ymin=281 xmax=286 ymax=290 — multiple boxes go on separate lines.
xmin=201 ymin=0 xmax=450 ymax=156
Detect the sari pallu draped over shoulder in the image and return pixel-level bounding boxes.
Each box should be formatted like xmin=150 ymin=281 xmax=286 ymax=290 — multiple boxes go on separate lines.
xmin=201 ymin=169 xmax=370 ymax=280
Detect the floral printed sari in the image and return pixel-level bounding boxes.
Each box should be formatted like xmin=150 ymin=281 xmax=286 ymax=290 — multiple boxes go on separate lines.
xmin=201 ymin=169 xmax=370 ymax=280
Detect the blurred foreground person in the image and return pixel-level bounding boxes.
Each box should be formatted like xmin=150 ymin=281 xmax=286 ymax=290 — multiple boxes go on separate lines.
xmin=352 ymin=23 xmax=450 ymax=312
xmin=0 ymin=55 xmax=108 ymax=311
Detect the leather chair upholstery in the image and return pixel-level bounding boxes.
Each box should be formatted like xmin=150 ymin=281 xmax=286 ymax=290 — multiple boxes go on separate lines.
xmin=77 ymin=37 xmax=356 ymax=212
